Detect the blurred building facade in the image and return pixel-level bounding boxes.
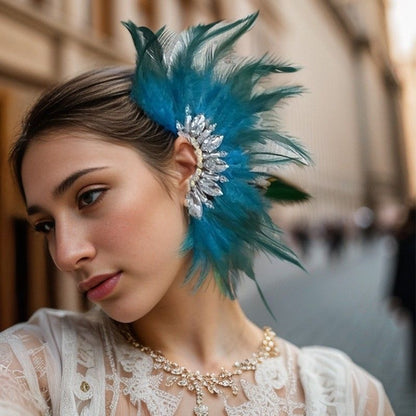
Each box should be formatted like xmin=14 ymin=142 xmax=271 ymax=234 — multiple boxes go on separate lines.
xmin=393 ymin=44 xmax=416 ymax=201
xmin=0 ymin=0 xmax=409 ymax=329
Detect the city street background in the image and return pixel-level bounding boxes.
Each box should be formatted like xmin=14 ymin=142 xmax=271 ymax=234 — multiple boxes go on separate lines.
xmin=1 ymin=0 xmax=414 ymax=327
xmin=240 ymin=237 xmax=415 ymax=416
xmin=0 ymin=1 xmax=414 ymax=414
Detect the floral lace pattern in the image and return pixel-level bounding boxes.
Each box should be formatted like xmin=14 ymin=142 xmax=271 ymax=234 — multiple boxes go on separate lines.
xmin=224 ymin=355 xmax=306 ymax=415
xmin=0 ymin=309 xmax=394 ymax=415
xmin=117 ymin=343 xmax=182 ymax=415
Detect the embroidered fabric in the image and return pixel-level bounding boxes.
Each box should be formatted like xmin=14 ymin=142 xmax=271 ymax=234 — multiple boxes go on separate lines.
xmin=0 ymin=309 xmax=394 ymax=415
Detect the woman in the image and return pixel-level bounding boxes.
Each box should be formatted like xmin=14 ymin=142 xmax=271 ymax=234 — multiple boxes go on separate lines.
xmin=0 ymin=14 xmax=393 ymax=415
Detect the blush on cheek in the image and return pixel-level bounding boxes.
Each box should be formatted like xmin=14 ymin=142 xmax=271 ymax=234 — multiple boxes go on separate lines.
xmin=97 ymin=199 xmax=185 ymax=265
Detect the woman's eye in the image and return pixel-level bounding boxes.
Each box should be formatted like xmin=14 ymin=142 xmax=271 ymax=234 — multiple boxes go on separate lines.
xmin=78 ymin=189 xmax=106 ymax=209
xmin=34 ymin=221 xmax=54 ymax=234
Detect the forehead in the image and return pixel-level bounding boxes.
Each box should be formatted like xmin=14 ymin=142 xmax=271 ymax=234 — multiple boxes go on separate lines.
xmin=21 ymin=132 xmax=145 ymax=199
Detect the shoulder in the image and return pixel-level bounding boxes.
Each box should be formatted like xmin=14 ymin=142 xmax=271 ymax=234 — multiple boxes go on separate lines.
xmin=0 ymin=307 xmax=108 ymax=370
xmin=1 ymin=308 xmax=80 ymax=334
xmin=0 ymin=307 xmax=101 ymax=373
xmin=0 ymin=308 xmax=108 ymax=415
xmin=294 ymin=344 xmax=394 ymax=415
xmin=298 ymin=344 xmax=379 ymax=388
xmin=298 ymin=344 xmax=355 ymax=378
xmin=0 ymin=309 xmax=70 ymax=415
xmin=0 ymin=307 xmax=104 ymax=342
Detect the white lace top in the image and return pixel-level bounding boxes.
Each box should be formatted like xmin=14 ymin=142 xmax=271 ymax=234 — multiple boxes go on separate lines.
xmin=0 ymin=308 xmax=394 ymax=415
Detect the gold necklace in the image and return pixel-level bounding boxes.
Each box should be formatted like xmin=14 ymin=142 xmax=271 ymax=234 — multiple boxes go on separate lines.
xmin=118 ymin=325 xmax=279 ymax=416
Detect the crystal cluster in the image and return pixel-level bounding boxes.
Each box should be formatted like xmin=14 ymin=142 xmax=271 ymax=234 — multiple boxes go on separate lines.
xmin=119 ymin=322 xmax=279 ymax=416
xmin=176 ymin=106 xmax=228 ymax=219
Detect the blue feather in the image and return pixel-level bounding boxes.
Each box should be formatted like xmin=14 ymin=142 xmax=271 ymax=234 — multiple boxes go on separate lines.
xmin=124 ymin=13 xmax=311 ymax=316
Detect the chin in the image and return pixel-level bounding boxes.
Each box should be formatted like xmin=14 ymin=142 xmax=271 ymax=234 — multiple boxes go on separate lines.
xmin=98 ymin=300 xmax=152 ymax=324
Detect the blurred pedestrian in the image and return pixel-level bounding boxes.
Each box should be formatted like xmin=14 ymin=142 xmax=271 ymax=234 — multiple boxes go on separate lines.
xmin=389 ymin=204 xmax=416 ymax=382
xmin=325 ymin=221 xmax=346 ymax=261
xmin=292 ymin=222 xmax=311 ymax=258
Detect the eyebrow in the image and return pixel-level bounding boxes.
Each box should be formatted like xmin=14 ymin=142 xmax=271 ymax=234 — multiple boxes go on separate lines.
xmin=26 ymin=166 xmax=108 ymax=216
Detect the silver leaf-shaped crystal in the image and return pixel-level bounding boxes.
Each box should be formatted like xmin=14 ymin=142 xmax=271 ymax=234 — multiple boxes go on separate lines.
xmin=204 ymin=158 xmax=228 ymax=172
xmin=193 ymin=187 xmax=209 ymax=204
xmin=201 ymin=135 xmax=223 ymax=152
xmin=204 ymin=151 xmax=223 ymax=160
xmin=198 ymin=125 xmax=215 ymax=142
xmin=186 ymin=192 xmax=203 ymax=219
xmin=202 ymin=172 xmax=220 ymax=182
xmin=199 ymin=178 xmax=223 ymax=197
xmin=177 ymin=107 xmax=228 ymax=219
xmin=185 ymin=115 xmax=192 ymax=130
xmin=195 ymin=188 xmax=214 ymax=209
xmin=191 ymin=115 xmax=206 ymax=135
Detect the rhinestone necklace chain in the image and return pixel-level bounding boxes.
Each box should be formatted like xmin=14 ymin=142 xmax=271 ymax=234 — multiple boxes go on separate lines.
xmin=118 ymin=325 xmax=279 ymax=416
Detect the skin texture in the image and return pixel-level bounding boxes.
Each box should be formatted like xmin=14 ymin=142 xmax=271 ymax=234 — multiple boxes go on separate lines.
xmin=22 ymin=132 xmax=193 ymax=321
xmin=21 ymin=131 xmax=263 ymax=382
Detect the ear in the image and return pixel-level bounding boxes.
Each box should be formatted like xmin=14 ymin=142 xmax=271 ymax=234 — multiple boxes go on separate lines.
xmin=171 ymin=136 xmax=197 ymax=191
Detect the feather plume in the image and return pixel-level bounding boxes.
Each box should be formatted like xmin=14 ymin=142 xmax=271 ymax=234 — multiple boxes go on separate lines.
xmin=123 ymin=13 xmax=312 ymax=314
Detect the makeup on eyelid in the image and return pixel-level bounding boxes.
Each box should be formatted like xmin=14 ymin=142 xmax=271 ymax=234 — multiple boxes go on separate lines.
xmin=21 ymin=133 xmax=190 ymax=323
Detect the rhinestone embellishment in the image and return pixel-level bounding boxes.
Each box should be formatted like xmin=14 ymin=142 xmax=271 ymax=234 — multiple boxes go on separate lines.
xmin=176 ymin=106 xmax=228 ymax=219
xmin=194 ymin=403 xmax=209 ymax=416
xmin=80 ymin=381 xmax=90 ymax=393
xmin=118 ymin=325 xmax=279 ymax=415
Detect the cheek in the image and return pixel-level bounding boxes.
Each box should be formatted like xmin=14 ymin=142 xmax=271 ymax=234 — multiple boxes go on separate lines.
xmin=95 ymin=190 xmax=187 ymax=265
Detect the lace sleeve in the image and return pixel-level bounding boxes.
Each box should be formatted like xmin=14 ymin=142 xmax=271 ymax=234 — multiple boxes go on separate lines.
xmin=299 ymin=346 xmax=395 ymax=416
xmin=351 ymin=362 xmax=395 ymax=416
xmin=0 ymin=315 xmax=61 ymax=415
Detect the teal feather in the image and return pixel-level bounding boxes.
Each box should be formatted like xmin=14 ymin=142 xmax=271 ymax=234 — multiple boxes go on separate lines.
xmin=203 ymin=13 xmax=259 ymax=68
xmin=124 ymin=13 xmax=312 ymax=317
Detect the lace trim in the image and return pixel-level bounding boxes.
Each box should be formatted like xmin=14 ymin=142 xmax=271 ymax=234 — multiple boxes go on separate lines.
xmin=299 ymin=347 xmax=353 ymax=415
xmin=224 ymin=347 xmax=306 ymax=416
xmin=117 ymin=341 xmax=182 ymax=415
xmin=0 ymin=309 xmax=393 ymax=415
xmin=0 ymin=332 xmax=51 ymax=415
xmin=102 ymin=319 xmax=121 ymax=415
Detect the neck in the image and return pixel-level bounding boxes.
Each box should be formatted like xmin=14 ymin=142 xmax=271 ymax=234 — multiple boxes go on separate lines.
xmin=130 ymin=275 xmax=262 ymax=373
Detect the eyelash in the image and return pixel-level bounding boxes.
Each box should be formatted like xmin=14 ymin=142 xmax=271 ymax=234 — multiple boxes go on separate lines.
xmin=77 ymin=187 xmax=107 ymax=209
xmin=34 ymin=221 xmax=54 ymax=234
xmin=33 ymin=188 xmax=107 ymax=234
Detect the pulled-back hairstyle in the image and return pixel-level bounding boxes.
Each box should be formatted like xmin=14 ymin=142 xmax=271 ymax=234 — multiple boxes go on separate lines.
xmin=10 ymin=67 xmax=177 ymax=198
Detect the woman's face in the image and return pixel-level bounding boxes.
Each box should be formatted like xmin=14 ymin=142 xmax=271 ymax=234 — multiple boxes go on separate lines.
xmin=21 ymin=131 xmax=190 ymax=322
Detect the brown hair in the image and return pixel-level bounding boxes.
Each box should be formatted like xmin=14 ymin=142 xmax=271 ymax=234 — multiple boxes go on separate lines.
xmin=10 ymin=67 xmax=177 ymax=198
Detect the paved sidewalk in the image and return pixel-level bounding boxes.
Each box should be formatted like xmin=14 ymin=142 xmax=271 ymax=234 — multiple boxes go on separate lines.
xmin=239 ymin=239 xmax=415 ymax=416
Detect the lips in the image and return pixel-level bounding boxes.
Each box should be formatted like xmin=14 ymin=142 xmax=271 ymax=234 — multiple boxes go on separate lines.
xmin=78 ymin=271 xmax=122 ymax=302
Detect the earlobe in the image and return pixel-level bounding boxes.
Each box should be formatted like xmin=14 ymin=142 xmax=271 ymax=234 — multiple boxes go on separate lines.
xmin=172 ymin=137 xmax=197 ymax=188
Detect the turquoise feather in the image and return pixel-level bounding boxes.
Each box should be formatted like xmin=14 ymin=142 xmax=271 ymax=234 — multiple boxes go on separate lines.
xmin=123 ymin=13 xmax=312 ymax=315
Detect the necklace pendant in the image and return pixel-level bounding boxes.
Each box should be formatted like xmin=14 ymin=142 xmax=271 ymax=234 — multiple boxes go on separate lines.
xmin=194 ymin=403 xmax=209 ymax=416
xmin=118 ymin=324 xmax=279 ymax=416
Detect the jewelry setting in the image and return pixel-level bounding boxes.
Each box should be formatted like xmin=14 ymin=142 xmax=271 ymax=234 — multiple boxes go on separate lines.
xmin=118 ymin=325 xmax=279 ymax=416
xmin=176 ymin=106 xmax=229 ymax=219
xmin=124 ymin=15 xmax=311 ymax=307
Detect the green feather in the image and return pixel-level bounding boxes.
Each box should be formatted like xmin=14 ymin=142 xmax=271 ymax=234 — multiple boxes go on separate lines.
xmin=264 ymin=177 xmax=310 ymax=203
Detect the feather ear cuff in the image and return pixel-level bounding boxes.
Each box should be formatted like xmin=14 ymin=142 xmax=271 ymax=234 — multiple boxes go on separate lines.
xmin=177 ymin=106 xmax=229 ymax=219
xmin=123 ymin=12 xmax=312 ymax=316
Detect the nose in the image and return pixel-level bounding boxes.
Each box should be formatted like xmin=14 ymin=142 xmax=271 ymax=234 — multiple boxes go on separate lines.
xmin=50 ymin=220 xmax=96 ymax=272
